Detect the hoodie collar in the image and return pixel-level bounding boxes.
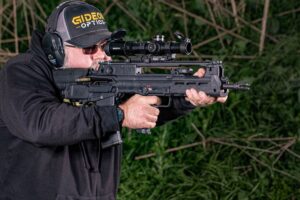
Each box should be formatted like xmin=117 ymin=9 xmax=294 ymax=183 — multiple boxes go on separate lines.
xmin=28 ymin=30 xmax=52 ymax=65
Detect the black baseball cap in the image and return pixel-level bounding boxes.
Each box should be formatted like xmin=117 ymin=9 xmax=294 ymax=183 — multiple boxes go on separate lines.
xmin=46 ymin=1 xmax=111 ymax=48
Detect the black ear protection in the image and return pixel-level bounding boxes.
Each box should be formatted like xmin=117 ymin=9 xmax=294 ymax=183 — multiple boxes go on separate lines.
xmin=42 ymin=31 xmax=65 ymax=68
xmin=42 ymin=0 xmax=87 ymax=68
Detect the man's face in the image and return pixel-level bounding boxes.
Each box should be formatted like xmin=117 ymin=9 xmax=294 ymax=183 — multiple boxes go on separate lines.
xmin=63 ymin=41 xmax=111 ymax=69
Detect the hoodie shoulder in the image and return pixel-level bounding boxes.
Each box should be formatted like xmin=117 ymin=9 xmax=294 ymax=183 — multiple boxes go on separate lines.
xmin=5 ymin=53 xmax=33 ymax=67
xmin=3 ymin=30 xmax=53 ymax=79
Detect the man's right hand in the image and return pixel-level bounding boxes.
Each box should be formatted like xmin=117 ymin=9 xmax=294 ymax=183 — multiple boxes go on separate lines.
xmin=118 ymin=94 xmax=161 ymax=129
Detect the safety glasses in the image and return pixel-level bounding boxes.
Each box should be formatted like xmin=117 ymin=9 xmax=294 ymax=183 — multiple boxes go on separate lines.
xmin=65 ymin=41 xmax=107 ymax=55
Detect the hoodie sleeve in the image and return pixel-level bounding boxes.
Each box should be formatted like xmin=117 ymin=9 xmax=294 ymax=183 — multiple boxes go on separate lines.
xmin=0 ymin=56 xmax=120 ymax=146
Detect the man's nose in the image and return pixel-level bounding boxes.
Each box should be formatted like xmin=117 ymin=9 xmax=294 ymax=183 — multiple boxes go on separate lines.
xmin=92 ymin=48 xmax=111 ymax=61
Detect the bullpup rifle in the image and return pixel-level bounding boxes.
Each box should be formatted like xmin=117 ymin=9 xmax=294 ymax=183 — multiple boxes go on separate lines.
xmin=53 ymin=30 xmax=249 ymax=146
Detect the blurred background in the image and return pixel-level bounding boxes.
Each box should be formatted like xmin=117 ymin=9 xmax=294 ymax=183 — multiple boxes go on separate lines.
xmin=0 ymin=0 xmax=300 ymax=199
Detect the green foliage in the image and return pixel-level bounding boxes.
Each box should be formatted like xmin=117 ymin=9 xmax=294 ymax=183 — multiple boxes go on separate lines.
xmin=110 ymin=1 xmax=300 ymax=199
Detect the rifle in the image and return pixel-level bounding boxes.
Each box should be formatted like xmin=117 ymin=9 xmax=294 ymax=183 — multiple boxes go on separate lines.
xmin=53 ymin=30 xmax=249 ymax=147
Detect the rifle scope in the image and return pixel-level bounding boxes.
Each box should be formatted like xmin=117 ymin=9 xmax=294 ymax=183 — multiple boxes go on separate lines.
xmin=104 ymin=34 xmax=192 ymax=56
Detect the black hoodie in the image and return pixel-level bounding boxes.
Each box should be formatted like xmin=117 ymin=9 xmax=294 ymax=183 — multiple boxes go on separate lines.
xmin=0 ymin=30 xmax=194 ymax=200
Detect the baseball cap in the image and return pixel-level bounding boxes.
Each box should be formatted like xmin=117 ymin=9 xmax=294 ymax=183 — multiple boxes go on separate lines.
xmin=46 ymin=1 xmax=111 ymax=48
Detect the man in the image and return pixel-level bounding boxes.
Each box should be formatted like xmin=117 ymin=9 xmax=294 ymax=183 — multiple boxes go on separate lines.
xmin=0 ymin=1 xmax=226 ymax=199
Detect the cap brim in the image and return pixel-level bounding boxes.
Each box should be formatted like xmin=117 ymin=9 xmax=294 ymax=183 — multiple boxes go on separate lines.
xmin=66 ymin=30 xmax=111 ymax=48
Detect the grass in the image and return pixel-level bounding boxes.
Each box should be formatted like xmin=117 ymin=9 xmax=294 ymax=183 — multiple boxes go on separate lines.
xmin=118 ymin=18 xmax=300 ymax=199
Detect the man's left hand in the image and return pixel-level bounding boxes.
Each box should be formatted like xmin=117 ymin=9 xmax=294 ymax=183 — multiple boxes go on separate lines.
xmin=185 ymin=68 xmax=227 ymax=107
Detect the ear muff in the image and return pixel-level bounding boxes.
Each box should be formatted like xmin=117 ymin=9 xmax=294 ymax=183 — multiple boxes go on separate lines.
xmin=42 ymin=0 xmax=87 ymax=68
xmin=42 ymin=31 xmax=65 ymax=68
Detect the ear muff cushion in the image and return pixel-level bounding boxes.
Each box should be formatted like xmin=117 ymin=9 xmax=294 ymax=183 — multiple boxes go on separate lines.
xmin=42 ymin=32 xmax=65 ymax=68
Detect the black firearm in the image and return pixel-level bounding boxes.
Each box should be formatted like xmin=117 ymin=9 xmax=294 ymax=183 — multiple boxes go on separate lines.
xmin=53 ymin=60 xmax=248 ymax=106
xmin=53 ymin=31 xmax=249 ymax=145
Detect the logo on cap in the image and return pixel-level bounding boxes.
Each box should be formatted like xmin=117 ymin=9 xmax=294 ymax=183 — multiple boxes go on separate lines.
xmin=72 ymin=12 xmax=106 ymax=29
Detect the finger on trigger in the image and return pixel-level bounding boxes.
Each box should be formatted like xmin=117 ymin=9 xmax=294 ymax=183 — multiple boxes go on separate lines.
xmin=145 ymin=96 xmax=161 ymax=105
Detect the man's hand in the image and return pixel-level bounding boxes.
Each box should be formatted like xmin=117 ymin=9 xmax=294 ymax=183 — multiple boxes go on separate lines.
xmin=119 ymin=94 xmax=161 ymax=129
xmin=185 ymin=68 xmax=227 ymax=106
